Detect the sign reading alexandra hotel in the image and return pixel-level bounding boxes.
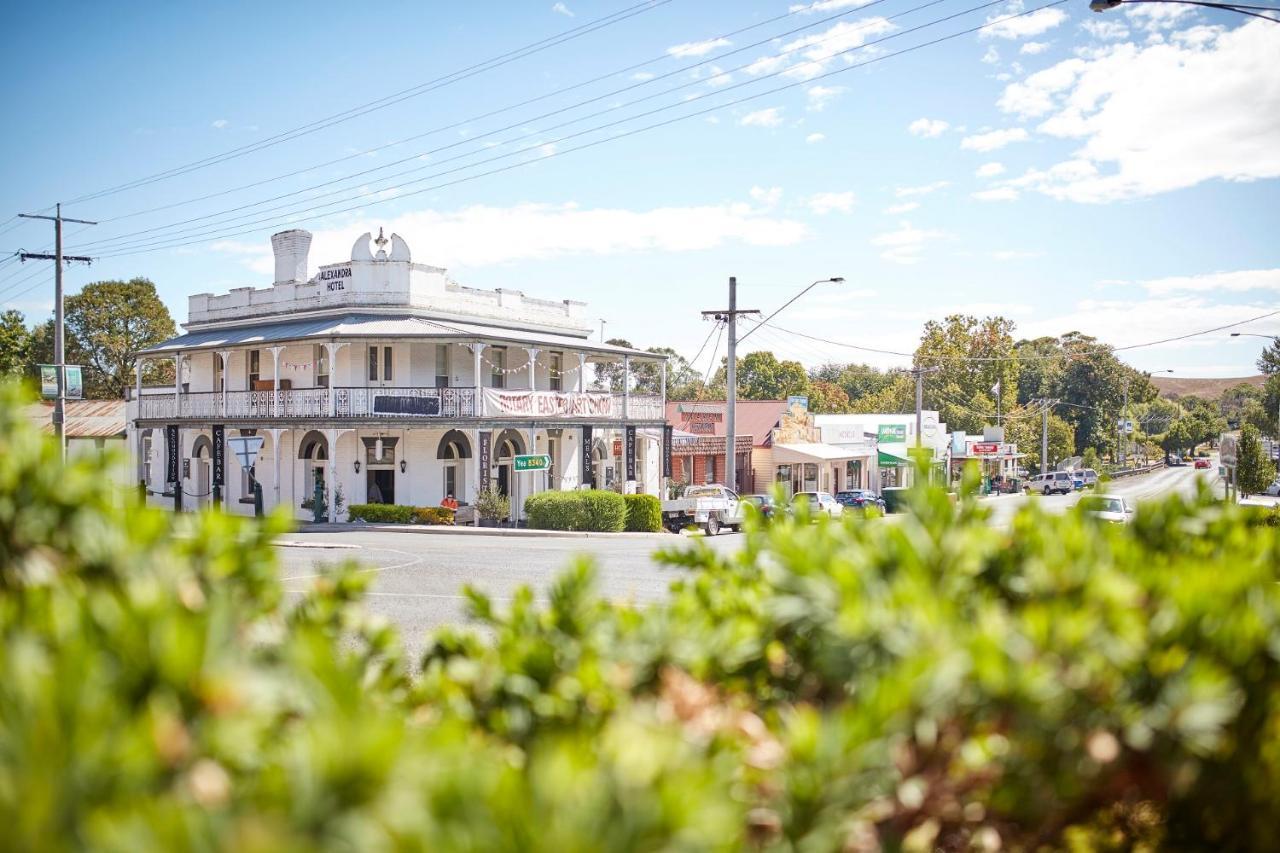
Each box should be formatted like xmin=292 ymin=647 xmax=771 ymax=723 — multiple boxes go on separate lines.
xmin=483 ymin=389 xmax=613 ymax=418
xmin=317 ymin=265 xmax=352 ymax=292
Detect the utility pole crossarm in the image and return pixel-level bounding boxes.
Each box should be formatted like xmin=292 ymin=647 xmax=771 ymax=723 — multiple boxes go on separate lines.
xmin=19 ymin=252 xmax=93 ymax=264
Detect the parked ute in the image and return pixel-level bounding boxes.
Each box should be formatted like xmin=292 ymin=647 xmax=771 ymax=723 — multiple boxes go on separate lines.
xmin=792 ymin=491 xmax=845 ymax=519
xmin=660 ymin=484 xmax=744 ymax=535
xmin=1026 ymin=471 xmax=1075 ymax=495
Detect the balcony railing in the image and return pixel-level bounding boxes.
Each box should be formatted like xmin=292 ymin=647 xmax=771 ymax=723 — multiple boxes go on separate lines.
xmin=137 ymin=387 xmax=664 ymax=421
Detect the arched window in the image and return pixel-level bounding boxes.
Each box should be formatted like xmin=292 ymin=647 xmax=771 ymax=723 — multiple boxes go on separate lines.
xmin=298 ymin=430 xmax=328 ymax=460
xmin=437 ymin=429 xmax=471 ymax=500
xmin=436 ymin=429 xmax=472 ymax=459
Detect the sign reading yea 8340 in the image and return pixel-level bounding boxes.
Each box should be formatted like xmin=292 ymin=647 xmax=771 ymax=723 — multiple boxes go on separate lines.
xmin=513 ymin=454 xmax=551 ymax=472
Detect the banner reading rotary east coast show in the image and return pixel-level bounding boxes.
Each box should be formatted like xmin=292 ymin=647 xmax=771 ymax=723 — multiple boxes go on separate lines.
xmin=482 ymin=389 xmax=613 ymax=418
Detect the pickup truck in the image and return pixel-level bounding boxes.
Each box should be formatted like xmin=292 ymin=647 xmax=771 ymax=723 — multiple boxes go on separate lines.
xmin=660 ymin=484 xmax=744 ymax=535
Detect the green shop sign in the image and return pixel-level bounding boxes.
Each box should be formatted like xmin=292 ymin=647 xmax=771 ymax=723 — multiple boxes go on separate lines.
xmin=876 ymin=424 xmax=906 ymax=443
xmin=513 ymin=454 xmax=551 ymax=472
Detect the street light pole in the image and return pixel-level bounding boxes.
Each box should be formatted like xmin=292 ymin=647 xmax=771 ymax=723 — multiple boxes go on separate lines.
xmin=703 ymin=276 xmax=842 ymax=493
xmin=1231 ymin=333 xmax=1279 ymax=438
xmin=1089 ymin=0 xmax=1280 ymax=22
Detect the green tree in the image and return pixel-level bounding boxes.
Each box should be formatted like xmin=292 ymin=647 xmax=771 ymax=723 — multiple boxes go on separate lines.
xmin=1006 ymin=410 xmax=1074 ymax=474
xmin=1236 ymin=424 xmax=1276 ymax=496
xmin=0 ymin=309 xmax=30 ymax=376
xmin=63 ymin=278 xmax=176 ymax=398
xmin=1257 ymin=338 xmax=1280 ymax=375
xmin=810 ymin=361 xmax=898 ymax=404
xmin=1159 ymin=419 xmax=1194 ymax=458
xmin=1013 ymin=335 xmax=1065 ymax=406
xmin=1220 ymin=383 xmax=1263 ymax=428
xmin=1261 ymin=374 xmax=1280 ymax=439
xmin=915 ymin=314 xmax=1019 ymax=435
xmin=849 ymin=372 xmax=914 ymax=414
xmin=806 ymin=379 xmax=849 ymax=413
xmin=733 ymin=350 xmax=809 ymax=400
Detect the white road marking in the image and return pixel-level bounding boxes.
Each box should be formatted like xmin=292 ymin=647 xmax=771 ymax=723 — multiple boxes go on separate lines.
xmin=279 ymin=546 xmax=426 ymax=581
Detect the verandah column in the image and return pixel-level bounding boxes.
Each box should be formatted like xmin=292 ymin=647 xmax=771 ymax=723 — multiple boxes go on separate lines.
xmin=216 ymin=349 xmax=231 ymax=416
xmin=268 ymin=346 xmax=284 ymax=418
xmin=526 ymin=347 xmax=540 ymax=391
xmin=577 ymin=353 xmax=587 ymax=393
xmin=323 ymin=342 xmax=346 ymax=416
xmin=469 ymin=343 xmax=486 ymax=415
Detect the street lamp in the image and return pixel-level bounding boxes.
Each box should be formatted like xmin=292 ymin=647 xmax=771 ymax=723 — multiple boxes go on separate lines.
xmin=703 ymin=276 xmax=844 ymax=494
xmin=1089 ymin=0 xmax=1280 ymax=22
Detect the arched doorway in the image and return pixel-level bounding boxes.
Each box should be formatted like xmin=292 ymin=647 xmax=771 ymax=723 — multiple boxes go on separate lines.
xmin=493 ymin=429 xmax=526 ymax=498
xmin=298 ymin=430 xmax=329 ymax=509
xmin=437 ymin=429 xmax=472 ymax=502
xmin=191 ymin=435 xmax=213 ymax=508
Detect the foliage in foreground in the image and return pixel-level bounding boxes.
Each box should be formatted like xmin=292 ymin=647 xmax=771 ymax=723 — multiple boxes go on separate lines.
xmin=2 ymin=381 xmax=1280 ymax=851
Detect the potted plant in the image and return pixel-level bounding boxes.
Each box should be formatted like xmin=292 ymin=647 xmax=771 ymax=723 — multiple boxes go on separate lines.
xmin=474 ymin=487 xmax=510 ymax=528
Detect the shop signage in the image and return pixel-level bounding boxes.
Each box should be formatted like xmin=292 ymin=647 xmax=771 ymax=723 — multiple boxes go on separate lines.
xmin=877 ymin=424 xmax=907 ymax=443
xmin=1219 ymin=434 xmax=1237 ymax=466
xmin=483 ymin=389 xmax=612 ymax=418
xmin=613 ymin=438 xmax=623 ymax=456
xmin=39 ymin=365 xmax=58 ymax=398
xmin=373 ymin=394 xmax=441 ymax=416
xmin=318 ymin=265 xmax=352 ymax=292
xmin=581 ymin=426 xmax=593 ymax=484
xmin=212 ymin=425 xmax=225 ymax=487
xmin=513 ymin=454 xmax=551 ymax=472
xmin=972 ymin=442 xmax=1000 ymax=454
xmin=165 ymin=425 xmax=180 ymax=484
xmin=787 ymin=395 xmax=809 ymax=412
xmin=662 ymin=424 xmax=673 ymax=478
xmin=625 ymin=425 xmax=636 ymax=481
xmin=478 ymin=430 xmax=492 ymax=493
xmin=182 ymin=458 xmax=191 ymax=480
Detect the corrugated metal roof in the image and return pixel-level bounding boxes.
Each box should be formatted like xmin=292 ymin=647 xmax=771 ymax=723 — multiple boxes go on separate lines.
xmin=139 ymin=313 xmax=662 ymax=360
xmin=25 ymin=400 xmax=127 ymax=438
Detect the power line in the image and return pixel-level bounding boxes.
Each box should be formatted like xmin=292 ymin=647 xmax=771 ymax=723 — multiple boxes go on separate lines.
xmin=60 ymin=0 xmax=676 ymax=207
xmin=82 ymin=0 xmax=882 ymax=231
xmin=75 ymin=0 xmax=942 ymax=255
xmin=88 ymin=0 xmax=1049 ymax=259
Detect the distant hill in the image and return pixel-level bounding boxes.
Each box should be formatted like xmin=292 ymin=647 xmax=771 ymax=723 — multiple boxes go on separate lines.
xmin=1152 ymin=374 xmax=1267 ymax=400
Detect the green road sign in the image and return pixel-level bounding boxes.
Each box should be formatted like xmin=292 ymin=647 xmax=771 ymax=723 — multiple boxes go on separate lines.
xmin=513 ymin=454 xmax=551 ymax=472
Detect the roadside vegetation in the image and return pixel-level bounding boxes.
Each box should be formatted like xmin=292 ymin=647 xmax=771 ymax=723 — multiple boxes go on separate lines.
xmin=2 ymin=380 xmax=1279 ymax=850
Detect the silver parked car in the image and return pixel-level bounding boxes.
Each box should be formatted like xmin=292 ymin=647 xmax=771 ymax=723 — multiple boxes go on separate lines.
xmin=792 ymin=491 xmax=845 ymax=519
xmin=1080 ymin=494 xmax=1135 ymax=524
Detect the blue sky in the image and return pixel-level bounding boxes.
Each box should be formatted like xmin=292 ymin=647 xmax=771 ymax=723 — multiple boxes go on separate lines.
xmin=2 ymin=0 xmax=1278 ymax=377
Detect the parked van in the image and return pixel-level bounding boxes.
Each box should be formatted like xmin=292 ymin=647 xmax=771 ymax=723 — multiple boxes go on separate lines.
xmin=1079 ymin=468 xmax=1099 ymax=488
xmin=1026 ymin=471 xmax=1075 ymax=495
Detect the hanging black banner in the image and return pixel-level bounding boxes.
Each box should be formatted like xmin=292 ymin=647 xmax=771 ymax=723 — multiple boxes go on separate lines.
xmin=165 ymin=424 xmax=179 ymax=484
xmin=581 ymin=425 xmax=593 ymax=485
xmin=625 ymin=425 xmax=636 ymax=481
xmin=212 ymin=425 xmax=225 ymax=487
xmin=662 ymin=424 xmax=673 ymax=479
xmin=478 ymin=430 xmax=492 ymax=494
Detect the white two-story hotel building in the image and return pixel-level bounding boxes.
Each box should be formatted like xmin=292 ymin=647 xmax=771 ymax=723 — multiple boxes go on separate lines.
xmin=128 ymin=229 xmax=668 ymax=521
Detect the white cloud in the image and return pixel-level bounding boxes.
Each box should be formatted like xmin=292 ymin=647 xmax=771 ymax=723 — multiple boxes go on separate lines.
xmin=972 ymin=187 xmax=1020 ymax=201
xmin=805 ymin=132 xmax=826 ymax=144
xmin=212 ymin=202 xmax=810 ymax=274
xmin=884 ymin=201 xmax=920 ymax=214
xmin=740 ymin=107 xmax=784 ymax=128
xmin=667 ymin=37 xmax=731 ymax=58
xmin=976 ymin=161 xmax=1006 ymax=177
xmin=1020 ymin=295 xmax=1276 ymax=354
xmin=806 ymin=84 xmax=845 ymax=110
xmin=995 ymin=21 xmax=1280 ymax=202
xmin=750 ymin=185 xmax=784 ymax=207
xmin=1081 ymin=19 xmax=1130 ymax=40
xmin=1020 ymin=40 xmax=1050 ymax=55
xmin=1125 ymin=3 xmax=1195 ymax=32
xmin=705 ymin=65 xmax=733 ymax=87
xmin=211 ymin=119 xmax=229 ymax=129
xmin=982 ymin=45 xmax=1001 ymax=64
xmin=551 ymin=2 xmax=573 ymax=17
xmin=1134 ymin=268 xmax=1280 ymax=296
xmin=631 ymin=71 xmax=655 ymax=82
xmin=744 ymin=18 xmax=898 ymax=81
xmin=789 ymin=0 xmax=876 ymax=12
xmin=870 ymin=221 xmax=947 ymax=264
xmin=982 ymin=1 xmax=1068 ymax=40
xmin=960 ymin=127 xmax=1030 ymax=151
xmin=908 ymin=117 xmax=950 ymax=138
xmin=807 ymin=191 xmax=856 ymax=214
xmin=894 ymin=180 xmax=950 ymax=197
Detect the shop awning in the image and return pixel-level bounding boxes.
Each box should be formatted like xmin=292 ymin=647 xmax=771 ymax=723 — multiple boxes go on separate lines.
xmin=772 ymin=442 xmax=858 ymax=464
xmin=878 ymin=443 xmax=911 ymax=466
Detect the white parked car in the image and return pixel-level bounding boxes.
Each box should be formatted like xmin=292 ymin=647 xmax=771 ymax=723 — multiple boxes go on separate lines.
xmin=1079 ymin=468 xmax=1099 ymax=488
xmin=1026 ymin=471 xmax=1075 ymax=496
xmin=792 ymin=491 xmax=845 ymax=519
xmin=1265 ymin=480 xmax=1280 ymax=497
xmin=1079 ymin=494 xmax=1135 ymax=524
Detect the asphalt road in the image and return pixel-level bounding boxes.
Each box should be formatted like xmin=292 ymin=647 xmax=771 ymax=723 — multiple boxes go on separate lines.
xmin=276 ymin=463 xmax=1217 ymax=654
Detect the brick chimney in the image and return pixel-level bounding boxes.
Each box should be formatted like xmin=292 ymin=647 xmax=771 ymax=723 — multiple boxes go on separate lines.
xmin=271 ymin=229 xmax=312 ymax=284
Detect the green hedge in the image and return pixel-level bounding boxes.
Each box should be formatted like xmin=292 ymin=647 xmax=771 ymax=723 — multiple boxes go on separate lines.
xmin=347 ymin=504 xmax=454 ymax=525
xmin=525 ymin=489 xmax=627 ymax=531
xmin=623 ymin=493 xmax=661 ymax=532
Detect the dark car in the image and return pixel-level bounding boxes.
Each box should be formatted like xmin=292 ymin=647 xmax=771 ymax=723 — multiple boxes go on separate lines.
xmin=741 ymin=494 xmax=778 ymax=518
xmin=835 ymin=490 xmax=885 ymax=513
